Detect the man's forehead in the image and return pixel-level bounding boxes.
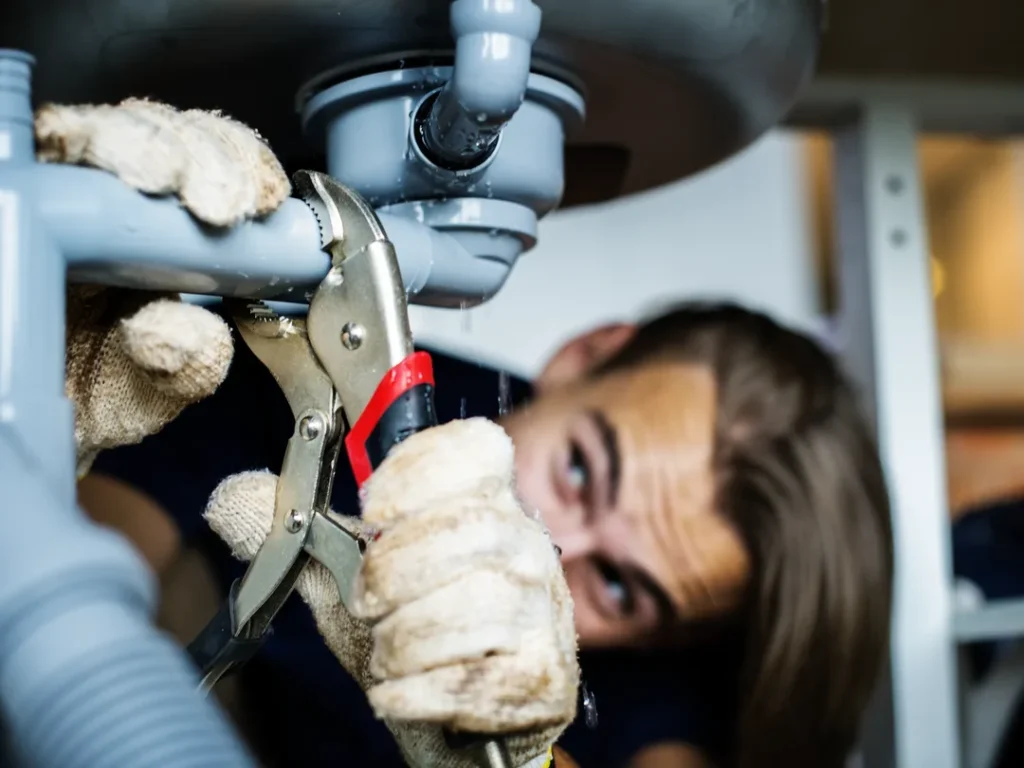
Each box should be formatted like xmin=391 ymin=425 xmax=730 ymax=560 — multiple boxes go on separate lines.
xmin=577 ymin=362 xmax=718 ymax=504
xmin=587 ymin=361 xmax=716 ymax=412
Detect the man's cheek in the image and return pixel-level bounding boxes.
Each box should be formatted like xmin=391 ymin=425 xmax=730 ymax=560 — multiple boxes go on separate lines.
xmin=563 ymin=566 xmax=595 ymax=641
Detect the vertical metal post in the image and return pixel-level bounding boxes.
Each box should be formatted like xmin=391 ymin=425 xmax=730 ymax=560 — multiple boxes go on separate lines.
xmin=0 ymin=50 xmax=75 ymax=503
xmin=833 ymin=104 xmax=960 ymax=768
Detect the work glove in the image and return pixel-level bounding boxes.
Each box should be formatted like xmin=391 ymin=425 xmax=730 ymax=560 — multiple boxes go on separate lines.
xmin=205 ymin=418 xmax=580 ymax=768
xmin=35 ymin=99 xmax=291 ymax=475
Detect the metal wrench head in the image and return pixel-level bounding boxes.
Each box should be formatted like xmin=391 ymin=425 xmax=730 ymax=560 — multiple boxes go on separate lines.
xmin=290 ymin=171 xmax=416 ymax=428
xmin=293 ymin=170 xmax=390 ymax=265
xmin=232 ymin=300 xmax=338 ymax=423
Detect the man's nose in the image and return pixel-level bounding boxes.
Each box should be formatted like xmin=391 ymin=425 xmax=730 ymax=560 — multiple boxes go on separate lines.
xmin=552 ymin=528 xmax=599 ymax=562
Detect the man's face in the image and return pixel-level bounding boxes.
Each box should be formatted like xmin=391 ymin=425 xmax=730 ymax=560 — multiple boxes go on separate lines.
xmin=501 ymin=339 xmax=750 ymax=648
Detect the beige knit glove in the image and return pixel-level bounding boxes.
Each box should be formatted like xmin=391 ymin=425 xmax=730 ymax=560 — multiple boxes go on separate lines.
xmin=206 ymin=418 xmax=580 ymax=768
xmin=36 ymin=99 xmax=291 ymax=475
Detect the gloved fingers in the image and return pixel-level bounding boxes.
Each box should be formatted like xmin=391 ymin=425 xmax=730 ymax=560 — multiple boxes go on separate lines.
xmin=204 ymin=470 xmax=379 ymax=687
xmin=353 ymin=497 xmax=557 ymax=621
xmin=203 ymin=470 xmax=371 ymax=562
xmin=35 ymin=99 xmax=290 ymax=227
xmin=67 ymin=288 xmax=233 ymax=469
xmin=203 ymin=470 xmax=278 ymax=562
xmin=180 ymin=108 xmax=287 ymax=219
xmin=204 ymin=471 xmax=370 ymax=610
xmin=366 ymin=651 xmax=578 ymax=733
xmin=361 ymin=418 xmax=517 ymax=527
xmin=204 ymin=468 xmax=579 ymax=746
xmin=368 ymin=570 xmax=550 ymax=679
xmin=120 ymin=299 xmax=232 ymax=401
xmin=36 ymin=101 xmax=183 ymax=194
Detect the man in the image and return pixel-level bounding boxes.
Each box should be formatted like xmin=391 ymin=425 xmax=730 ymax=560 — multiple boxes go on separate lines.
xmin=61 ymin=101 xmax=893 ymax=767
xmin=86 ymin=303 xmax=894 ymax=768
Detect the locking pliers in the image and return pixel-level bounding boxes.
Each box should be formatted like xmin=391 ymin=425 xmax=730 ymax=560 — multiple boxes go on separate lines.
xmin=186 ymin=171 xmax=436 ymax=685
xmin=186 ymin=172 xmax=513 ymax=768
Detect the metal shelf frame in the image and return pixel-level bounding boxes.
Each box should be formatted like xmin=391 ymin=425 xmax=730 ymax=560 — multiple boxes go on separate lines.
xmin=791 ymin=79 xmax=1024 ymax=768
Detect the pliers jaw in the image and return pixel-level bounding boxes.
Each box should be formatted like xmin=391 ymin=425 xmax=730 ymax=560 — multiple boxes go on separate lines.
xmin=295 ymin=171 xmax=436 ymax=486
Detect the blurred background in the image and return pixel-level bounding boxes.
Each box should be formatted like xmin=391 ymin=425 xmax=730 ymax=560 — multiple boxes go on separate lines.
xmin=403 ymin=3 xmax=1024 ymax=764
xmin=412 ymin=129 xmax=1024 ymax=509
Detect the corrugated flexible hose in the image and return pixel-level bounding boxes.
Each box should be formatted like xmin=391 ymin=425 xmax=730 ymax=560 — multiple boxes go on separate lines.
xmin=0 ymin=427 xmax=255 ymax=768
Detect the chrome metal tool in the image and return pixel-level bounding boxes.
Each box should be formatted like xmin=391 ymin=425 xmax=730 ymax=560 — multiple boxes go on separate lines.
xmin=187 ymin=171 xmax=513 ymax=768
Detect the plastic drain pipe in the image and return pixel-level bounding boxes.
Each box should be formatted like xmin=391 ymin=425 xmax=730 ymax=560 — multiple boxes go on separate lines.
xmin=0 ymin=51 xmax=255 ymax=768
xmin=415 ymin=0 xmax=541 ymax=172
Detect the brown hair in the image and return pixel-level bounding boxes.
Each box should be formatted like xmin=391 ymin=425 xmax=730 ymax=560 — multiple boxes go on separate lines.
xmin=600 ymin=301 xmax=894 ymax=768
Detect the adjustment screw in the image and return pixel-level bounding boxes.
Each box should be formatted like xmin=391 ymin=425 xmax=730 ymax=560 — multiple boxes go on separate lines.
xmin=299 ymin=414 xmax=324 ymax=440
xmin=286 ymin=510 xmax=304 ymax=533
xmin=341 ymin=322 xmax=365 ymax=350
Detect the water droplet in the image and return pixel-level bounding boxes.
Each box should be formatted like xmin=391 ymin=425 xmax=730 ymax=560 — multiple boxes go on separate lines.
xmin=497 ymin=371 xmax=511 ymax=417
xmin=582 ymin=682 xmax=598 ymax=729
xmin=398 ymin=59 xmax=406 ymax=68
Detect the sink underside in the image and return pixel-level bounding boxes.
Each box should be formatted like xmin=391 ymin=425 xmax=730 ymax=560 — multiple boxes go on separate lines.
xmin=0 ymin=0 xmax=821 ymax=207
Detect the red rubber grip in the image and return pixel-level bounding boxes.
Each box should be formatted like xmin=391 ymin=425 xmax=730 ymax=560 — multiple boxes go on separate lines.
xmin=345 ymin=351 xmax=435 ymax=486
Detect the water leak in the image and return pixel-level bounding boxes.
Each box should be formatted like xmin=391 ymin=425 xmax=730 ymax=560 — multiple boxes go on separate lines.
xmin=581 ymin=682 xmax=599 ymax=729
xmin=497 ymin=370 xmax=511 ymax=417
xmin=459 ymin=397 xmax=467 ymax=419
xmin=459 ymin=300 xmax=472 ymax=333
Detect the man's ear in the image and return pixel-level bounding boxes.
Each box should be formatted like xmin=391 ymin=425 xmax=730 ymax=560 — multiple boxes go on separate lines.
xmin=537 ymin=323 xmax=637 ymax=392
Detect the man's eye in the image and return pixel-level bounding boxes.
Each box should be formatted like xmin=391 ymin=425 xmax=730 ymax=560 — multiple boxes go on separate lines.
xmin=567 ymin=442 xmax=590 ymax=492
xmin=596 ymin=558 xmax=635 ymax=616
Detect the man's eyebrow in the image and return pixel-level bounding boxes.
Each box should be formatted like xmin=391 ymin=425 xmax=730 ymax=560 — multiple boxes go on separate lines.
xmin=587 ymin=409 xmax=621 ymax=508
xmin=628 ymin=565 xmax=676 ymax=627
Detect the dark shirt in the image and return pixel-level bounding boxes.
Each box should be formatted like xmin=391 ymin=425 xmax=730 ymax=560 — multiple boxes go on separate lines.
xmin=94 ymin=320 xmax=732 ymax=767
xmin=951 ymin=499 xmax=1024 ymax=768
xmin=952 ymin=498 xmax=1024 ymax=680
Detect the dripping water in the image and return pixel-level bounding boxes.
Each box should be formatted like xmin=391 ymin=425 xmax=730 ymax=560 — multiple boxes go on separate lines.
xmin=497 ymin=370 xmax=511 ymax=417
xmin=581 ymin=681 xmax=598 ymax=729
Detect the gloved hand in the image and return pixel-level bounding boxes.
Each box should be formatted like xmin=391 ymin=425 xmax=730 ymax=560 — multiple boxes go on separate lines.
xmin=206 ymin=418 xmax=580 ymax=768
xmin=36 ymin=98 xmax=291 ymax=475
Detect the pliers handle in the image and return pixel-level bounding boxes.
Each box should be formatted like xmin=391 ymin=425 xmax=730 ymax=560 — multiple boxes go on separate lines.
xmin=295 ymin=171 xmax=438 ymax=488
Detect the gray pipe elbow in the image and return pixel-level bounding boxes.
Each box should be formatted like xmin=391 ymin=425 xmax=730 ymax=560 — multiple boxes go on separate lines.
xmin=417 ymin=0 xmax=542 ymax=171
xmin=377 ymin=211 xmax=528 ymax=308
xmin=448 ymin=0 xmax=541 ymax=123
